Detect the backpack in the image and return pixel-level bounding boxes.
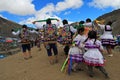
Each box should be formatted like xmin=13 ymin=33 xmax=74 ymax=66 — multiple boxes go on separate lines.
xmin=43 ymin=24 xmax=57 ymax=42
xmin=19 ymin=29 xmax=30 ymax=43
xmin=60 ymin=24 xmax=73 ymax=45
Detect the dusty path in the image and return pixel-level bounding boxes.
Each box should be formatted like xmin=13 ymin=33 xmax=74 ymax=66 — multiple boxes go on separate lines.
xmin=0 ymin=44 xmax=120 ymax=80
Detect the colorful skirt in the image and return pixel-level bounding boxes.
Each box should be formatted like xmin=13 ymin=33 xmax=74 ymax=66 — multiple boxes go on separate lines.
xmin=83 ymin=49 xmax=104 ymax=66
xmin=101 ymin=39 xmax=117 ymax=47
xmin=70 ymin=54 xmax=83 ymax=63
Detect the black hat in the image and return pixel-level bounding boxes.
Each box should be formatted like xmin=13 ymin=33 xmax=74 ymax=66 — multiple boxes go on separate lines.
xmin=86 ymin=18 xmax=91 ymax=22
xmin=62 ymin=19 xmax=68 ymax=25
xmin=46 ymin=19 xmax=51 ymax=24
xmin=22 ymin=25 xmax=27 ymax=28
xmin=79 ymin=21 xmax=85 ymax=24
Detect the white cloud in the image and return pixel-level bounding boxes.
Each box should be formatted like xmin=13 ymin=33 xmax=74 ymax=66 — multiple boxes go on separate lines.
xmin=34 ymin=0 xmax=83 ymax=20
xmin=64 ymin=11 xmax=71 ymax=15
xmin=89 ymin=0 xmax=120 ymax=9
xmin=35 ymin=3 xmax=55 ymax=19
xmin=0 ymin=0 xmax=36 ymax=15
xmin=19 ymin=0 xmax=83 ymax=28
xmin=56 ymin=0 xmax=83 ymax=12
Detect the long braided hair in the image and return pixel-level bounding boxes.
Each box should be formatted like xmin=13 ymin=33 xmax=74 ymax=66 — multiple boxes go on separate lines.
xmin=84 ymin=30 xmax=97 ymax=44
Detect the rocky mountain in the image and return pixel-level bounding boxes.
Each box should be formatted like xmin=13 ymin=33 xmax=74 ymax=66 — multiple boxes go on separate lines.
xmin=96 ymin=9 xmax=120 ymax=35
xmin=0 ymin=17 xmax=35 ymax=38
xmin=0 ymin=17 xmax=22 ymax=37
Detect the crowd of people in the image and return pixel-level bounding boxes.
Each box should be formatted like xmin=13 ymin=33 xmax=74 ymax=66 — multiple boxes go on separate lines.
xmin=11 ymin=18 xmax=120 ymax=78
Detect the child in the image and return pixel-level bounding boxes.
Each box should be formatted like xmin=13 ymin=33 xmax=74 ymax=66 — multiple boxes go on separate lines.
xmin=98 ymin=21 xmax=116 ymax=57
xmin=68 ymin=27 xmax=86 ymax=71
xmin=83 ymin=30 xmax=109 ymax=78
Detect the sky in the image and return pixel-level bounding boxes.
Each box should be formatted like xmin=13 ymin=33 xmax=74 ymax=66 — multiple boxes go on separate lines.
xmin=0 ymin=0 xmax=120 ymax=29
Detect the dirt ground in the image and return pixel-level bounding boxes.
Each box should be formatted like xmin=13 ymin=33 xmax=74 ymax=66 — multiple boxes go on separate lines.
xmin=0 ymin=44 xmax=120 ymax=80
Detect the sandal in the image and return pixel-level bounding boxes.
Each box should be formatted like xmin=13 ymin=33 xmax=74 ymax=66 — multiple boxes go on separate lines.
xmin=89 ymin=74 xmax=94 ymax=77
xmin=24 ymin=57 xmax=29 ymax=60
xmin=77 ymin=68 xmax=84 ymax=71
xmin=29 ymin=56 xmax=32 ymax=58
xmin=71 ymin=69 xmax=77 ymax=72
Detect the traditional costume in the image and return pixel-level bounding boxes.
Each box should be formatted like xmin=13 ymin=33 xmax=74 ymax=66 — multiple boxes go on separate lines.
xmin=68 ymin=34 xmax=87 ymax=63
xmin=98 ymin=24 xmax=116 ymax=47
xmin=83 ymin=39 xmax=105 ymax=66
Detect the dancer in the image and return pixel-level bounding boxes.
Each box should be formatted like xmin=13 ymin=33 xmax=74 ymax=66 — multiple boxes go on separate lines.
xmin=33 ymin=18 xmax=59 ymax=64
xmin=68 ymin=27 xmax=86 ymax=72
xmin=12 ymin=25 xmax=35 ymax=60
xmin=61 ymin=19 xmax=77 ymax=57
xmin=83 ymin=30 xmax=109 ymax=78
xmin=98 ymin=21 xmax=116 ymax=57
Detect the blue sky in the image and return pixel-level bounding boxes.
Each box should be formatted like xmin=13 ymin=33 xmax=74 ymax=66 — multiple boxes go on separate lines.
xmin=0 ymin=0 xmax=120 ymax=28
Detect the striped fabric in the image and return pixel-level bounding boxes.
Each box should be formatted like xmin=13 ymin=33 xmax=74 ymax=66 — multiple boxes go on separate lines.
xmin=85 ymin=43 xmax=100 ymax=49
xmin=101 ymin=39 xmax=117 ymax=47
xmin=84 ymin=56 xmax=105 ymax=66
xmin=70 ymin=54 xmax=83 ymax=63
xmin=85 ymin=45 xmax=100 ymax=49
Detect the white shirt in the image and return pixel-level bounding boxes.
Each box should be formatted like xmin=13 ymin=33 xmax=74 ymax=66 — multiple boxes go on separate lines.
xmin=83 ymin=22 xmax=92 ymax=27
xmin=73 ymin=34 xmax=87 ymax=48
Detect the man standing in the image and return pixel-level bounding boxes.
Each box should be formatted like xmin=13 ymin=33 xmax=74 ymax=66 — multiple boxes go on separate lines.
xmin=12 ymin=25 xmax=32 ymax=60
xmin=43 ymin=19 xmax=59 ymax=64
xmin=33 ymin=18 xmax=59 ymax=64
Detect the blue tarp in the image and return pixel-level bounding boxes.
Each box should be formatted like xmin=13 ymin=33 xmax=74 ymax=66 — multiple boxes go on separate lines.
xmin=0 ymin=55 xmax=6 ymax=59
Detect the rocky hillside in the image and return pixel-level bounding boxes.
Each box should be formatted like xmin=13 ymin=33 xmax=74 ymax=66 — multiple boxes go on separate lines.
xmin=96 ymin=9 xmax=120 ymax=35
xmin=0 ymin=17 xmax=22 ymax=37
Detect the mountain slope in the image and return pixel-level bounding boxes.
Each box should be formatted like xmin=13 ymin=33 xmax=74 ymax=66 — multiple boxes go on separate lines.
xmin=0 ymin=17 xmax=22 ymax=37
xmin=96 ymin=9 xmax=120 ymax=35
